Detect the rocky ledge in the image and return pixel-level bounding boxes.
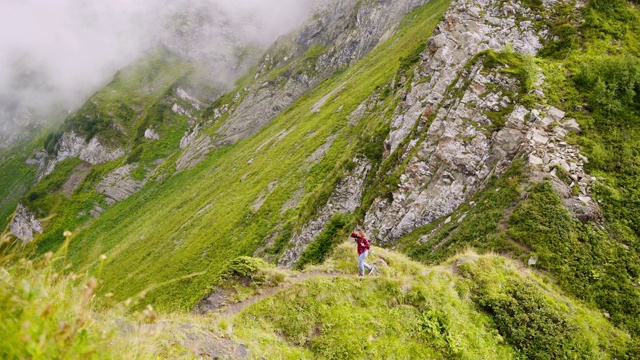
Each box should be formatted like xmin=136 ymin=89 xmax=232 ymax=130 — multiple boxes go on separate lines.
xmin=9 ymin=204 xmax=43 ymax=243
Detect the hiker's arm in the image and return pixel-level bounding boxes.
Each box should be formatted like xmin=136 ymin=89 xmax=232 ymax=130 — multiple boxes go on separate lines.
xmin=350 ymin=232 xmax=358 ymax=238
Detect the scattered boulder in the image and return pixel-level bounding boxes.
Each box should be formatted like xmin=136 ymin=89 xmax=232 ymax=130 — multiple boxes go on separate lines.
xmin=144 ymin=128 xmax=160 ymax=140
xmin=547 ymin=106 xmax=566 ymax=121
xmin=562 ymin=118 xmax=581 ymax=133
xmin=529 ymin=154 xmax=543 ymax=166
xmin=10 ymin=204 xmax=43 ymax=243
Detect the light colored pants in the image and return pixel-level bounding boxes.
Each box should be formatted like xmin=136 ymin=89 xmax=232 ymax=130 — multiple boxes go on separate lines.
xmin=358 ymin=251 xmax=372 ymax=275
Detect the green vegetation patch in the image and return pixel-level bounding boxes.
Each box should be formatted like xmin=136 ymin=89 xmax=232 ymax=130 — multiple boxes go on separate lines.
xmin=234 ymin=272 xmax=515 ymax=359
xmin=532 ymin=0 xmax=640 ymax=335
xmin=230 ymin=245 xmax=633 ymax=359
xmin=61 ymin=47 xmax=191 ymax=147
xmin=0 ymin=145 xmax=37 ymax=231
xmin=508 ymin=182 xmax=640 ymax=335
xmin=459 ymin=256 xmax=636 ymax=359
xmin=296 ymin=213 xmax=350 ymax=269
xmin=0 ymin=250 xmax=230 ymax=359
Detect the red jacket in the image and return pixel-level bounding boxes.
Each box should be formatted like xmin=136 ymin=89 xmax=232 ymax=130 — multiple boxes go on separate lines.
xmin=351 ymin=232 xmax=370 ymax=255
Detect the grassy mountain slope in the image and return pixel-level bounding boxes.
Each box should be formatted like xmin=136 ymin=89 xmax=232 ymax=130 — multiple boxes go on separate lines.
xmin=20 ymin=48 xmax=194 ymax=255
xmin=1 ymin=241 xmax=635 ymax=359
xmin=0 ymin=144 xmax=37 ymax=231
xmin=232 ymin=245 xmax=635 ymax=358
xmin=55 ymin=47 xmax=192 ymax=148
xmin=55 ymin=0 xmax=452 ymax=311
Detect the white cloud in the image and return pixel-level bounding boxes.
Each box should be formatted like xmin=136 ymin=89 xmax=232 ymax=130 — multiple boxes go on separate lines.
xmin=0 ymin=0 xmax=317 ymax=143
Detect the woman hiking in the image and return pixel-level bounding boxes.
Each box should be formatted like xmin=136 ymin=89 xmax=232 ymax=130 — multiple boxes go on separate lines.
xmin=350 ymin=229 xmax=375 ymax=276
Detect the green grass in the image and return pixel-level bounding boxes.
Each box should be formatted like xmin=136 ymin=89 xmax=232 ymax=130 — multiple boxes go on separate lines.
xmin=3 ymin=237 xmax=633 ymax=358
xmin=0 ymin=145 xmax=37 ymax=231
xmin=459 ymin=255 xmax=637 ymax=359
xmin=36 ymin=0 xmax=454 ymax=312
xmin=0 ymin=241 xmax=229 ymax=359
xmin=4 ymin=0 xmax=639 ymax=356
xmin=55 ymin=47 xmax=191 ymax=149
xmin=531 ymin=0 xmax=640 ymax=335
xmin=296 ymin=213 xmax=350 ymax=269
xmin=508 ymin=182 xmax=640 ymax=335
xmin=229 ymin=244 xmax=634 ymax=359
xmin=17 ymin=48 xmax=195 ymax=255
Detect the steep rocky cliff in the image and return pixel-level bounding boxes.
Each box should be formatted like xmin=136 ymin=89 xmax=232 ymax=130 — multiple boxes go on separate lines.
xmin=276 ymin=0 xmax=594 ymax=262
xmin=178 ymin=0 xmax=435 ymax=166
xmin=362 ymin=0 xmax=592 ymax=243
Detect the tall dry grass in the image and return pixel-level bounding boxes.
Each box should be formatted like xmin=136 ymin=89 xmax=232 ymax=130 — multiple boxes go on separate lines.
xmin=0 ymin=231 xmax=194 ymax=359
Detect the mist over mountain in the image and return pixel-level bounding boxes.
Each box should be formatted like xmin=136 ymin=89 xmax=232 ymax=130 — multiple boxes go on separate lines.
xmin=0 ymin=0 xmax=316 ymax=147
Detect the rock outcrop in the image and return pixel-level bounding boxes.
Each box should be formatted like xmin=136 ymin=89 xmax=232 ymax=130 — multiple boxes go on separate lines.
xmin=61 ymin=162 xmax=92 ymax=198
xmin=366 ymin=63 xmax=529 ymax=242
xmin=385 ymin=0 xmax=544 ymax=155
xmin=217 ymin=0 xmax=432 ymax=144
xmin=35 ymin=132 xmax=125 ymax=180
xmin=524 ymin=106 xmax=601 ymax=222
xmin=179 ymin=0 xmax=434 ymax=169
xmin=10 ymin=204 xmax=43 ymax=243
xmin=95 ymin=164 xmax=144 ymax=205
xmin=176 ymin=134 xmax=214 ymax=171
xmin=363 ymin=0 xmax=590 ymax=243
xmin=279 ymin=158 xmax=371 ymax=268
xmin=144 ymin=129 xmax=160 ymax=140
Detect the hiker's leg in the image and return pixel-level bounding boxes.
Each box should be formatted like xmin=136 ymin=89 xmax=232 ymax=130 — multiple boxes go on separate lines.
xmin=358 ymin=252 xmax=366 ymax=275
xmin=362 ymin=250 xmax=372 ymax=271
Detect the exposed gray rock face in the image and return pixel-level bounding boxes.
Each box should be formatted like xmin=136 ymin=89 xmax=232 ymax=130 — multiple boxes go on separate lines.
xmin=35 ymin=132 xmax=125 ymax=180
xmin=96 ymin=164 xmax=144 ymax=205
xmin=144 ymin=129 xmax=160 ymax=140
xmin=279 ymin=158 xmax=371 ymax=268
xmin=26 ymin=150 xmax=49 ymax=174
xmin=387 ymin=0 xmax=544 ymax=154
xmin=181 ymin=0 xmax=433 ymax=168
xmin=366 ymin=62 xmax=529 ymax=243
xmin=176 ymin=134 xmax=214 ymax=171
xmin=61 ymin=162 xmax=92 ymax=198
xmin=10 ymin=204 xmax=43 ymax=243
xmin=216 ymin=78 xmax=311 ymax=144
xmin=218 ymin=0 xmax=432 ymax=143
xmin=363 ymin=0 xmax=584 ymax=243
xmin=173 ymin=87 xmax=204 ymax=129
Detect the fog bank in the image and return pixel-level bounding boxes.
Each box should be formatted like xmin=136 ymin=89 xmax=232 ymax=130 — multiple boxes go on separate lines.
xmin=0 ymin=0 xmax=317 ymax=146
